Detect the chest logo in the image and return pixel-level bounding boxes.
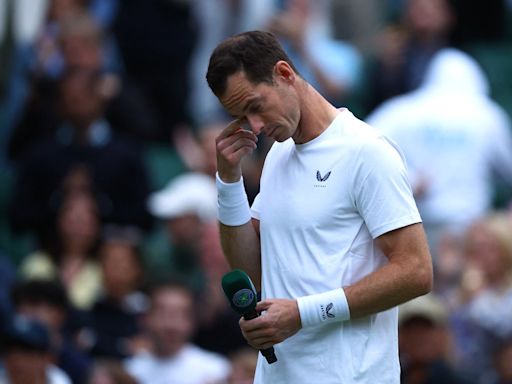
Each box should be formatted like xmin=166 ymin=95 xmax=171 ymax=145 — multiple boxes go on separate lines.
xmin=316 ymin=170 xmax=331 ymax=182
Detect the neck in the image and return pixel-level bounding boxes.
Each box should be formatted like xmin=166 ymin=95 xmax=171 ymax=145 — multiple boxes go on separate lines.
xmin=293 ymin=82 xmax=339 ymax=144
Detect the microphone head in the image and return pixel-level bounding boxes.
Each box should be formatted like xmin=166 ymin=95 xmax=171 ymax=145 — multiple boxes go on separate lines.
xmin=221 ymin=269 xmax=257 ymax=314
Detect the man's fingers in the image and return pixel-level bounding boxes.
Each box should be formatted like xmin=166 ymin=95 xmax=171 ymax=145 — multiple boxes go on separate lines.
xmin=239 ymin=316 xmax=265 ymax=332
xmin=241 ymin=326 xmax=278 ymax=349
xmin=255 ymin=300 xmax=273 ymax=312
xmin=217 ymin=131 xmax=257 ymax=167
xmin=216 ymin=118 xmax=249 ymax=140
xmin=217 ymin=131 xmax=257 ymax=152
xmin=245 ymin=337 xmax=276 ymax=350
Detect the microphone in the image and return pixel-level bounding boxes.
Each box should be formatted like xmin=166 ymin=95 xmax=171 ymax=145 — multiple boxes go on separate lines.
xmin=221 ymin=269 xmax=277 ymax=364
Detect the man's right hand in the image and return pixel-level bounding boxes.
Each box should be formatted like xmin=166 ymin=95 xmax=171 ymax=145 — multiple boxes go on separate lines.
xmin=216 ymin=118 xmax=258 ymax=183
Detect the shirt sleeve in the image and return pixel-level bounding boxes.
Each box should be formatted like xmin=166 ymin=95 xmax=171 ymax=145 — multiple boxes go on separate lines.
xmin=250 ymin=192 xmax=261 ymax=220
xmin=353 ymin=136 xmax=422 ymax=238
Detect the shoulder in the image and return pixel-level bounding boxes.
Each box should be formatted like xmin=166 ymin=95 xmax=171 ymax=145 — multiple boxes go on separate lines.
xmin=124 ymin=351 xmax=155 ymax=374
xmin=19 ymin=251 xmax=57 ymax=279
xmin=340 ymin=112 xmax=403 ymax=163
xmin=183 ymin=344 xmax=231 ymax=367
xmin=180 ymin=344 xmax=231 ymax=377
xmin=47 ymin=364 xmax=72 ymax=384
xmin=365 ymin=92 xmax=423 ymax=131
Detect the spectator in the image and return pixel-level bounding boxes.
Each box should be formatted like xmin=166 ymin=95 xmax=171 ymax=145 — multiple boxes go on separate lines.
xmin=8 ymin=10 xmax=158 ymax=160
xmin=30 ymin=0 xmax=90 ymax=79
xmin=0 ymin=314 xmax=71 ymax=384
xmin=398 ymin=294 xmax=475 ymax=384
xmin=147 ymin=173 xmax=218 ymax=289
xmin=227 ymin=347 xmax=258 ymax=384
xmin=266 ymin=0 xmax=362 ymax=105
xmin=451 ymin=213 xmax=512 ymax=383
xmin=113 ymin=0 xmax=198 ymax=142
xmin=124 ymin=280 xmax=231 ymax=384
xmin=88 ymin=226 xmax=148 ymax=359
xmin=8 ymin=66 xmax=153 ymax=238
xmin=18 ymin=188 xmax=102 ymax=311
xmin=366 ymin=0 xmax=456 ymax=112
xmin=10 ymin=279 xmax=92 ymax=384
xmin=147 ymin=172 xmax=246 ymax=355
xmin=367 ymin=48 xmax=512 ymax=258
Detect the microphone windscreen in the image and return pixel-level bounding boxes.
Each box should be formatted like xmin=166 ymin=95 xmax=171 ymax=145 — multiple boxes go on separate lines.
xmin=221 ymin=269 xmax=257 ymax=314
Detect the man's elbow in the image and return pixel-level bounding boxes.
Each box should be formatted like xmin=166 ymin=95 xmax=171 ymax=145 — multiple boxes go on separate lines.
xmin=412 ymin=260 xmax=433 ymax=297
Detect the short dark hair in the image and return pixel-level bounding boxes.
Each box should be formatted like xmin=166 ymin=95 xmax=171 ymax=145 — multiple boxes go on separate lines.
xmin=11 ymin=279 xmax=70 ymax=311
xmin=206 ymin=30 xmax=298 ymax=97
xmin=145 ymin=276 xmax=197 ymax=304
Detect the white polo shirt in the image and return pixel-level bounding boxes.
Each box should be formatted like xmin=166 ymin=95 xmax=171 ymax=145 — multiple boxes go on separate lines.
xmin=251 ymin=109 xmax=421 ymax=383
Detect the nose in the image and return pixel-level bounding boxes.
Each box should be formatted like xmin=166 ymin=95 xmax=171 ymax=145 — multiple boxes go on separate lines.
xmin=246 ymin=114 xmax=264 ymax=135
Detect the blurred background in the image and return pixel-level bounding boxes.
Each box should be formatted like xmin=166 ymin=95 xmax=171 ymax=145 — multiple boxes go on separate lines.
xmin=0 ymin=0 xmax=511 ymax=383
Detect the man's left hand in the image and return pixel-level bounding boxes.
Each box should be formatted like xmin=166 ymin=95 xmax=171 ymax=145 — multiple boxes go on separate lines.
xmin=239 ymin=298 xmax=302 ymax=350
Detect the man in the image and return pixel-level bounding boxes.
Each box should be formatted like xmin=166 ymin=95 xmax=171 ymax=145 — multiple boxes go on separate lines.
xmin=10 ymin=279 xmax=92 ymax=384
xmin=398 ymin=294 xmax=475 ymax=384
xmin=9 ymin=67 xmax=152 ymax=241
xmin=367 ymin=48 xmax=512 ymax=258
xmin=0 ymin=313 xmax=71 ymax=384
xmin=206 ymin=30 xmax=433 ymax=383
xmin=124 ymin=281 xmax=231 ymax=384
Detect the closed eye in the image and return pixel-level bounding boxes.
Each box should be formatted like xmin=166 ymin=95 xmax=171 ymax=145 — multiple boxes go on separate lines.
xmin=248 ymin=103 xmax=263 ymax=114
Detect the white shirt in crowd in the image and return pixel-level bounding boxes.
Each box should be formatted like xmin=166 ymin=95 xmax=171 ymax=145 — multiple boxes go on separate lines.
xmin=124 ymin=344 xmax=231 ymax=384
xmin=367 ymin=48 xmax=512 ymax=232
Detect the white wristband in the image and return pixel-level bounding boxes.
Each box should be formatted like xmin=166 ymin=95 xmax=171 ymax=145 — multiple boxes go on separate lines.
xmin=297 ymin=288 xmax=350 ymax=328
xmin=216 ymin=172 xmax=252 ymax=226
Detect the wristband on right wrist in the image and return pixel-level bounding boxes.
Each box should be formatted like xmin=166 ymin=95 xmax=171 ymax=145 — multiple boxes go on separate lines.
xmin=216 ymin=172 xmax=252 ymax=226
xmin=297 ymin=288 xmax=350 ymax=328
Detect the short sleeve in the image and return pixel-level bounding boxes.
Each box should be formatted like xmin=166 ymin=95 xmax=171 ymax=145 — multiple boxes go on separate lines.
xmin=251 ymin=193 xmax=262 ymax=220
xmin=354 ymin=136 xmax=422 ymax=238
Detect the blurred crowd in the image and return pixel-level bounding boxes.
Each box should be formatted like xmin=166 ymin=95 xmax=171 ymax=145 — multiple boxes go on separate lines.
xmin=0 ymin=0 xmax=512 ymax=383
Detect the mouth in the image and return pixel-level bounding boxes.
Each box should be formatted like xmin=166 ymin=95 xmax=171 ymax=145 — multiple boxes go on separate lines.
xmin=265 ymin=125 xmax=278 ymax=138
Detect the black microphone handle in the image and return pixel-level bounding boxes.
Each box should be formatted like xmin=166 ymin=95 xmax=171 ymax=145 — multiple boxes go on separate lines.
xmin=243 ymin=309 xmax=278 ymax=364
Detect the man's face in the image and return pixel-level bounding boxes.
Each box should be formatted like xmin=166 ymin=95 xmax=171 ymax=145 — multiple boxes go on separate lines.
xmin=59 ymin=71 xmax=104 ymax=122
xmin=399 ymin=317 xmax=445 ymax=365
xmin=144 ymin=287 xmax=194 ymax=357
xmin=4 ymin=346 xmax=50 ymax=384
xmin=220 ymin=68 xmax=301 ymax=143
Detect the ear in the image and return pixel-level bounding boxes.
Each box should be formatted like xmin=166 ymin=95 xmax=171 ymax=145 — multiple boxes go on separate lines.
xmin=274 ymin=61 xmax=296 ymax=84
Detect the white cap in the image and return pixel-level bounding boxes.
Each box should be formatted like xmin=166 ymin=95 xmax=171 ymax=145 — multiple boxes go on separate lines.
xmin=148 ymin=173 xmax=217 ymax=222
xmin=399 ymin=293 xmax=448 ymax=327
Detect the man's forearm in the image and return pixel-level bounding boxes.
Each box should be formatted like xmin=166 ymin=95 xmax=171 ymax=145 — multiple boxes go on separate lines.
xmin=220 ymin=220 xmax=262 ymax=290
xmin=345 ymin=223 xmax=433 ymax=318
xmin=344 ymin=258 xmax=432 ymax=319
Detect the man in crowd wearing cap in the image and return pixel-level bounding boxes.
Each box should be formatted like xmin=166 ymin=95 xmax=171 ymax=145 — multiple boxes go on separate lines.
xmin=0 ymin=313 xmax=71 ymax=384
xmin=399 ymin=294 xmax=475 ymax=384
xmin=147 ymin=173 xmax=246 ymax=355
